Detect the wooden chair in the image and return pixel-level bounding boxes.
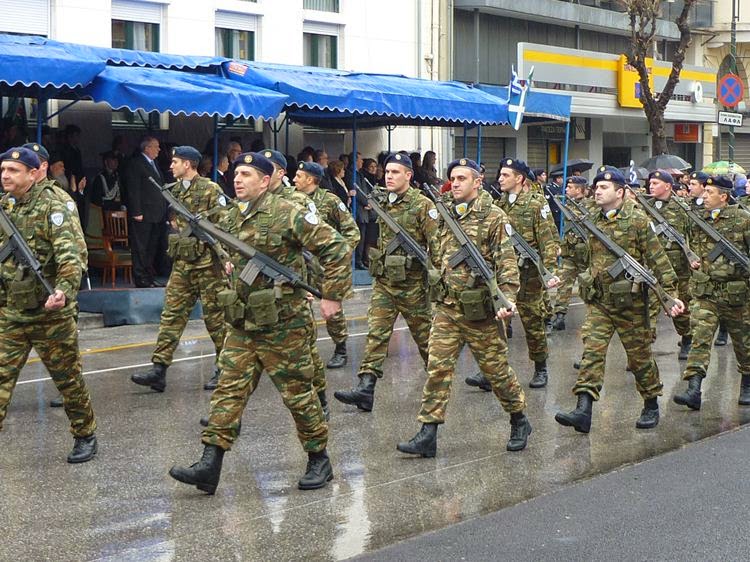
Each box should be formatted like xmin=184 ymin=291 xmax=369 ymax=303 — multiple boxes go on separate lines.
xmin=87 ymin=205 xmax=133 ymax=287
xmin=103 ymin=210 xmax=129 ymax=248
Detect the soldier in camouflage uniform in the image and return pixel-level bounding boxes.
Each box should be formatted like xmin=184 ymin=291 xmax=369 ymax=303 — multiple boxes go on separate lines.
xmin=0 ymin=147 xmax=97 ymax=463
xmin=673 ymin=175 xmax=750 ymax=411
xmin=334 ymin=153 xmax=439 ymax=412
xmin=293 ymin=161 xmax=360 ymax=373
xmin=551 ymin=176 xmax=590 ymax=330
xmin=555 ymin=167 xmax=684 ymax=433
xmin=397 ymin=158 xmax=531 ymax=457
xmin=131 ymin=146 xmax=229 ymax=393
xmin=169 ymin=152 xmax=351 ymax=494
xmin=467 ymin=158 xmax=560 ymax=391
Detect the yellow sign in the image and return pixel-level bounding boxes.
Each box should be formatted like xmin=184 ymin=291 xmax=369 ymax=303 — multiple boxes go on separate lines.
xmin=618 ymin=54 xmax=653 ymax=108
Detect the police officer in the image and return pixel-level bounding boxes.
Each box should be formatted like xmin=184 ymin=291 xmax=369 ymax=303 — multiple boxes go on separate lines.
xmin=673 ymin=175 xmax=750 ymax=411
xmin=131 ymin=146 xmax=229 ymax=393
xmin=0 ymin=147 xmax=97 ymax=462
xmin=169 ymin=152 xmax=351 ymax=494
xmin=555 ymin=167 xmax=684 ymax=433
xmin=397 ymin=158 xmax=531 ymax=457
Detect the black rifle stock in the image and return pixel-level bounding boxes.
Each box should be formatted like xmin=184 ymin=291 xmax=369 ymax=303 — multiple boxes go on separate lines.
xmin=149 ymin=178 xmax=322 ymax=298
xmin=422 ymin=183 xmax=514 ymax=313
xmin=0 ymin=205 xmax=55 ymax=296
xmin=504 ymin=220 xmax=556 ymax=285
xmin=551 ymin=195 xmax=589 ymax=241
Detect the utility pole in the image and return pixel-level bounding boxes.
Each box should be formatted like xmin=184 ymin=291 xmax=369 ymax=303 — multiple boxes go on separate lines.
xmin=729 ymin=0 xmax=739 ymax=163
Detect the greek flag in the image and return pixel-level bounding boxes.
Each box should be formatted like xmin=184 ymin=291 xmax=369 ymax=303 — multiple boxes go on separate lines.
xmin=510 ymin=67 xmax=523 ymax=95
xmin=507 ymin=65 xmax=533 ymax=131
xmin=627 ymin=160 xmax=638 ymax=184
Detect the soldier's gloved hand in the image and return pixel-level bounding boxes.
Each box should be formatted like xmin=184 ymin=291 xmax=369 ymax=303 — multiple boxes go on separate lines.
xmin=689 ymin=260 xmax=701 ymax=270
xmin=496 ymin=302 xmax=516 ymax=320
xmin=224 ymin=262 xmax=235 ymax=275
xmin=546 ymin=275 xmax=561 ymax=289
xmin=668 ymin=298 xmax=685 ymax=318
xmin=44 ymin=289 xmax=66 ymax=311
xmin=427 ymin=268 xmax=441 ymax=286
xmin=320 ymin=298 xmax=341 ymax=320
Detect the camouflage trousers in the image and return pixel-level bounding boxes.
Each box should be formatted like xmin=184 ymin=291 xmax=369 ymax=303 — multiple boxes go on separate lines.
xmin=516 ymin=267 xmax=549 ymax=362
xmin=649 ymin=276 xmax=691 ymax=340
xmin=202 ymin=314 xmax=327 ymax=452
xmin=152 ymin=263 xmax=227 ymax=366
xmin=0 ymin=314 xmax=96 ymax=437
xmin=418 ymin=304 xmax=525 ymax=424
xmin=308 ymin=303 xmax=327 ymax=392
xmin=553 ymin=256 xmax=583 ymax=315
xmin=574 ymin=301 xmax=663 ymax=401
xmin=325 ymin=307 xmax=348 ymax=345
xmin=358 ymin=278 xmax=432 ymax=378
xmin=683 ymin=297 xmax=750 ymax=380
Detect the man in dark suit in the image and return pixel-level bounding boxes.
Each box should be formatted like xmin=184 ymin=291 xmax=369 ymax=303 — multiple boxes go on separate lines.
xmin=122 ymin=136 xmax=168 ymax=287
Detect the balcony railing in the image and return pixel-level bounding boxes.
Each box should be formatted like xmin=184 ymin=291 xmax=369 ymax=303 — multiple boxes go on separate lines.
xmin=303 ymin=0 xmax=340 ymax=12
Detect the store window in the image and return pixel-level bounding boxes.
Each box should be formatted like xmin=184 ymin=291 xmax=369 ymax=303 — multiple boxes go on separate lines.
xmin=303 ymin=33 xmax=337 ymax=69
xmin=215 ymin=28 xmax=255 ymax=61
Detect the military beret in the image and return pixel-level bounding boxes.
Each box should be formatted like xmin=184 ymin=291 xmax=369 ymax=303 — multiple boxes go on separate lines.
xmin=567 ymin=176 xmax=588 ymax=185
xmin=384 ymin=153 xmax=413 ymax=170
xmin=297 ymin=161 xmax=325 ymax=179
xmin=549 ymin=169 xmax=564 ymax=178
xmin=648 ymin=169 xmax=674 ymax=185
xmin=500 ymin=157 xmax=531 ymax=178
xmin=447 ymin=157 xmax=482 ymax=178
xmin=234 ymin=151 xmax=274 ymax=177
xmin=261 ymin=149 xmax=287 ymax=170
xmin=172 ymin=145 xmax=202 ymax=163
xmin=706 ymin=175 xmax=733 ymax=191
xmin=690 ymin=171 xmax=709 ymax=184
xmin=592 ymin=166 xmax=626 ymax=185
xmin=22 ymin=142 xmax=49 ymax=161
xmin=0 ymin=146 xmax=40 ymax=169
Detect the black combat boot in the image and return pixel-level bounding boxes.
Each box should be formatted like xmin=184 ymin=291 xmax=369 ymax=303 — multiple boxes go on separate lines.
xmin=555 ymin=393 xmax=593 ymax=433
xmin=552 ymin=312 xmax=566 ymax=331
xmin=397 ymin=423 xmax=438 ymax=458
xmin=507 ymin=412 xmax=532 ymax=451
xmin=203 ymin=365 xmax=220 ymax=391
xmin=50 ymin=394 xmax=63 ymax=408
xmin=715 ymin=324 xmax=728 ymax=346
xmin=678 ymin=335 xmax=693 ymax=361
xmin=465 ymin=372 xmax=492 ymax=392
xmin=545 ymin=316 xmax=553 ymax=334
xmin=636 ymin=397 xmax=660 ymax=429
xmin=326 ymin=341 xmax=347 ymax=369
xmin=529 ymin=361 xmax=549 ymax=388
xmin=169 ymin=445 xmax=225 ymax=494
xmin=67 ymin=434 xmax=98 ymax=463
xmin=673 ymin=375 xmax=702 ymax=410
xmin=333 ymin=373 xmax=377 ymax=411
xmin=318 ymin=390 xmax=331 ymax=421
xmin=298 ymin=449 xmax=334 ymax=490
xmin=739 ymin=375 xmax=750 ymax=406
xmin=131 ymin=363 xmax=167 ymax=392
xmin=573 ymin=359 xmax=581 ymax=370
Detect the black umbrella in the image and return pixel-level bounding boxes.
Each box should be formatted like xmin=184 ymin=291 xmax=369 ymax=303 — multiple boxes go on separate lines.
xmin=549 ymin=159 xmax=594 ymax=175
xmin=640 ymin=154 xmax=691 ymax=172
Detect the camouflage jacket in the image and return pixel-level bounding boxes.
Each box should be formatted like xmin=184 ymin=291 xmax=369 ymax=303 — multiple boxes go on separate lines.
xmin=641 ymin=195 xmax=692 ymax=277
xmin=271 ymin=182 xmax=310 ymax=211
xmin=688 ymin=204 xmax=750 ymax=284
xmin=308 ymin=186 xmax=360 ymax=251
xmin=690 ymin=195 xmax=706 ymax=212
xmin=496 ymin=189 xmax=559 ymax=276
xmin=223 ymin=191 xmax=351 ymax=331
xmin=168 ymin=175 xmax=228 ymax=269
xmin=438 ymin=189 xmax=520 ymax=306
xmin=559 ymin=195 xmax=590 ymax=263
xmin=37 ymin=177 xmax=87 ymax=272
xmin=0 ymin=182 xmax=85 ymax=322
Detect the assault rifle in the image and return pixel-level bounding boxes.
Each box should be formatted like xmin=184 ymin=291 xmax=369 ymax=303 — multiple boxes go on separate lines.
xmin=551 ymin=195 xmax=589 ymax=241
xmin=0 ymin=205 xmax=55 ymax=296
xmin=672 ymin=195 xmax=750 ymax=275
xmin=505 ymin=220 xmax=556 ymax=285
xmin=565 ymin=197 xmax=679 ymax=313
xmin=422 ymin=183 xmax=515 ymax=313
xmin=626 ymin=187 xmax=699 ymax=264
xmin=150 ymin=178 xmax=322 ymax=298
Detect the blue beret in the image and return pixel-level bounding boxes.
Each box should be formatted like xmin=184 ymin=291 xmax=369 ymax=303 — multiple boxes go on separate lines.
xmin=500 ymin=157 xmax=531 ymax=178
xmin=648 ymin=169 xmax=674 ymax=185
xmin=234 ymin=152 xmax=274 ymax=177
xmin=297 ymin=161 xmax=325 ymax=179
xmin=592 ymin=165 xmax=626 ymax=185
xmin=172 ymin=146 xmax=202 ymax=163
xmin=690 ymin=171 xmax=709 ymax=184
xmin=22 ymin=142 xmax=50 ymax=161
xmin=568 ymin=176 xmax=588 ymax=185
xmin=447 ymin=157 xmax=482 ymax=177
xmin=706 ymin=175 xmax=733 ymax=191
xmin=260 ymin=149 xmax=287 ymax=170
xmin=1 ymin=147 xmax=40 ymax=169
xmin=384 ymin=153 xmax=413 ymax=169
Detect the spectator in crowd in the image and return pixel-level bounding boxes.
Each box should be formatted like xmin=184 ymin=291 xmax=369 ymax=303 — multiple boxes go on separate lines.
xmin=198 ymin=155 xmax=213 ymax=178
xmin=339 ymin=153 xmax=350 ymax=169
xmin=215 ymin=153 xmax=233 ymax=198
xmin=112 ymin=135 xmax=129 ymax=170
xmin=362 ymin=158 xmax=378 ymax=186
xmin=297 ymin=146 xmax=315 ymax=163
xmin=415 ymin=150 xmax=440 ymax=187
xmin=315 ymin=149 xmax=334 ymax=192
xmin=533 ymin=168 xmax=547 ymax=185
xmin=327 ymin=159 xmax=349 ymax=205
xmin=225 ymin=141 xmax=242 ymax=187
xmin=90 ymin=150 xmax=123 ymax=211
xmin=60 ymin=124 xmax=84 ymax=181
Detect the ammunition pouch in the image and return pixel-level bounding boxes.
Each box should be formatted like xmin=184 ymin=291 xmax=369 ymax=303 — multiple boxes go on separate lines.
xmin=577 ymin=270 xmax=597 ymax=304
xmin=367 ymin=248 xmax=384 ymax=277
xmin=244 ymin=288 xmax=278 ymax=328
xmin=666 ymin=248 xmax=683 ymax=269
xmin=8 ymin=273 xmax=45 ymax=310
xmin=384 ymin=255 xmax=407 ymax=283
xmin=607 ymin=279 xmax=634 ymax=310
xmin=689 ymin=270 xmax=712 ymax=299
xmin=724 ymin=280 xmax=748 ymax=307
xmin=217 ymin=288 xmax=244 ymax=324
xmin=168 ymin=234 xmax=203 ymax=262
xmin=573 ymin=242 xmax=588 ymax=265
xmin=459 ymin=288 xmax=491 ymax=322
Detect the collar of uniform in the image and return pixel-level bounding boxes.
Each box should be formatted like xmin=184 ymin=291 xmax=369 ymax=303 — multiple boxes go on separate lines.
xmin=241 ymin=190 xmax=272 ymax=217
xmin=11 ymin=182 xmax=43 ymax=208
xmin=389 ymin=186 xmax=413 ymax=206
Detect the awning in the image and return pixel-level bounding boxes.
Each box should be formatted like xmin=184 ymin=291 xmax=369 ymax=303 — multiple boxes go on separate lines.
xmin=79 ymin=66 xmax=288 ymax=120
xmin=224 ymin=61 xmax=509 ymax=127
xmin=477 ymin=84 xmax=572 ymax=123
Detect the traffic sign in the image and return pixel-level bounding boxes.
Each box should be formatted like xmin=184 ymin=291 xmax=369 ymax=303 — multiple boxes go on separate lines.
xmin=718 ymin=111 xmax=744 ymax=127
xmin=718 ymin=73 xmax=744 ymax=108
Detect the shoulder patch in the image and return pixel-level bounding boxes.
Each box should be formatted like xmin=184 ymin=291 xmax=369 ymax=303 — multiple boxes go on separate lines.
xmin=304 ymin=211 xmax=319 ymax=225
xmin=428 ymin=208 xmax=438 ymax=220
xmin=218 ymin=195 xmax=227 ymax=207
xmin=541 ymin=204 xmax=550 ymax=219
xmin=66 ymin=200 xmax=76 ymax=212
xmin=308 ymin=201 xmax=318 ymax=214
xmin=338 ymin=201 xmax=347 ymax=212
xmin=50 ymin=212 xmax=65 ymax=227
xmin=504 ymin=223 xmax=514 ymax=236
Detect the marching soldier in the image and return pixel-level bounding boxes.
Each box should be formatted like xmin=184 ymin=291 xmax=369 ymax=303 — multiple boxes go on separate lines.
xmin=688 ymin=171 xmax=708 ymax=211
xmin=131 ymin=146 xmax=229 ymax=393
xmin=334 ymin=153 xmax=439 ymax=412
xmin=673 ymin=175 xmax=750 ymax=411
xmin=169 ymin=152 xmax=351 ymax=494
xmin=397 ymin=158 xmax=531 ymax=457
xmin=0 ymin=147 xmax=97 ymax=463
xmin=555 ymin=167 xmax=684 ymax=433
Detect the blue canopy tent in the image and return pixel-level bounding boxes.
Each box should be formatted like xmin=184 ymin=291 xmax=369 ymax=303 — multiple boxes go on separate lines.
xmin=476 ymin=84 xmax=572 ymax=124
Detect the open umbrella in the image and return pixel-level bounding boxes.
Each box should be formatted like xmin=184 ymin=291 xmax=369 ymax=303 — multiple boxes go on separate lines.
xmin=640 ymin=154 xmax=691 ymax=172
xmin=549 ymin=159 xmax=594 ymax=175
xmin=702 ymin=161 xmax=746 ymax=176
